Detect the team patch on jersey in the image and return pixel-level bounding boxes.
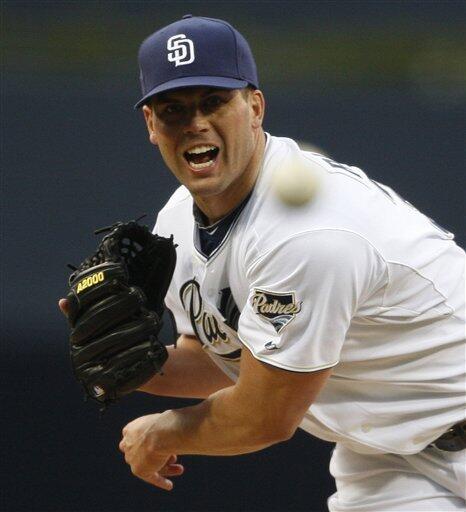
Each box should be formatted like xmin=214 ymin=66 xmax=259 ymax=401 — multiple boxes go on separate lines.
xmin=252 ymin=289 xmax=302 ymax=333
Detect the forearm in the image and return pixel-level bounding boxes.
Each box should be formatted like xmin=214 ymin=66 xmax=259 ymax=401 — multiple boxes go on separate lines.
xmin=138 ymin=335 xmax=234 ymax=399
xmin=121 ymin=351 xmax=332 ymax=487
xmin=148 ymin=385 xmax=289 ymax=456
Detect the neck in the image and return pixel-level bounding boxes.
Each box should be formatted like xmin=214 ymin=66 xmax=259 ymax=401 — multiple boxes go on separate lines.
xmin=194 ymin=130 xmax=266 ymax=224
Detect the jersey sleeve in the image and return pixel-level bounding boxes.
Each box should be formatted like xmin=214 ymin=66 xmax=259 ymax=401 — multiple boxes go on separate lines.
xmin=237 ymin=229 xmax=386 ymax=372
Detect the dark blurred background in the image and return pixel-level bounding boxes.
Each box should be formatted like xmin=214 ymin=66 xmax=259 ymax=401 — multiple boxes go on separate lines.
xmin=2 ymin=1 xmax=465 ymax=511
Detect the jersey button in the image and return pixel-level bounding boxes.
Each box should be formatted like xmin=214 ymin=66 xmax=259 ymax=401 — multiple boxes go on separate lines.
xmin=361 ymin=423 xmax=372 ymax=433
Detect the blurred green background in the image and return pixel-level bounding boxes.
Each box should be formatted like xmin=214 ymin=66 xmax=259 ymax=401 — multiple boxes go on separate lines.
xmin=4 ymin=1 xmax=466 ymax=93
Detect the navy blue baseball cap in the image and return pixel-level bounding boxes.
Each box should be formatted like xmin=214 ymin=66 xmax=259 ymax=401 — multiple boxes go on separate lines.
xmin=135 ymin=15 xmax=259 ymax=108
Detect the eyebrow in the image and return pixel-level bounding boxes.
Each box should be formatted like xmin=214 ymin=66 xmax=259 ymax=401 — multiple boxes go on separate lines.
xmin=155 ymin=88 xmax=231 ymax=105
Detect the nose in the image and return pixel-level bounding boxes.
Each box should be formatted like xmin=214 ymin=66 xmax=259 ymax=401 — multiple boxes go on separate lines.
xmin=183 ymin=107 xmax=209 ymax=135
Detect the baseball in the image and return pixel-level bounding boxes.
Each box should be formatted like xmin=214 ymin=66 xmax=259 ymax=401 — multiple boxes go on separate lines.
xmin=272 ymin=153 xmax=319 ymax=206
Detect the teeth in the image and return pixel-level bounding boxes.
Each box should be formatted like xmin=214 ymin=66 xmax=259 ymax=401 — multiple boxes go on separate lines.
xmin=190 ymin=159 xmax=215 ymax=169
xmin=187 ymin=145 xmax=216 ymax=155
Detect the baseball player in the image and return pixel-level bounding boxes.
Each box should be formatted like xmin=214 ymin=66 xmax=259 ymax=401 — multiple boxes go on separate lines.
xmin=112 ymin=16 xmax=465 ymax=511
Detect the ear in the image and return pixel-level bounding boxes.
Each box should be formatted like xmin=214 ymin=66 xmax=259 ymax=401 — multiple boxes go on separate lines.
xmin=250 ymin=89 xmax=265 ymax=129
xmin=142 ymin=105 xmax=158 ymax=146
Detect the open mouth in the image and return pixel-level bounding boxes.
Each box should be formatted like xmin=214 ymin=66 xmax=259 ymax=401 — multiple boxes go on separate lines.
xmin=184 ymin=145 xmax=220 ymax=170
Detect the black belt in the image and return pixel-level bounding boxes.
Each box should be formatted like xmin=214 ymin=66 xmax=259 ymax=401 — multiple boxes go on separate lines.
xmin=431 ymin=420 xmax=466 ymax=451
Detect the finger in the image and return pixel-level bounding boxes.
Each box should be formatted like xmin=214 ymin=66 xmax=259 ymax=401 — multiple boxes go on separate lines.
xmin=160 ymin=463 xmax=184 ymax=477
xmin=167 ymin=454 xmax=177 ymax=464
xmin=58 ymin=298 xmax=70 ymax=316
xmin=119 ymin=439 xmax=126 ymax=452
xmin=138 ymin=472 xmax=174 ymax=491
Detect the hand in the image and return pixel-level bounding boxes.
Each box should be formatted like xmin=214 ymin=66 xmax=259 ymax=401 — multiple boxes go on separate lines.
xmin=119 ymin=414 xmax=184 ymax=490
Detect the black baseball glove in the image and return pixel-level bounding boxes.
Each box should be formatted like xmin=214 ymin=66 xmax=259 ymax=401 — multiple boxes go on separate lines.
xmin=65 ymin=219 xmax=177 ymax=406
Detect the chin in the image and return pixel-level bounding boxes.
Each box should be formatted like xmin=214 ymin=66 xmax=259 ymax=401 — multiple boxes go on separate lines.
xmin=189 ymin=183 xmax=224 ymax=198
xmin=188 ymin=178 xmax=230 ymax=198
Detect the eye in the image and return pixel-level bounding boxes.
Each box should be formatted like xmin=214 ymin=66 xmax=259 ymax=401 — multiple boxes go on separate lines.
xmin=164 ymin=104 xmax=184 ymax=115
xmin=202 ymin=95 xmax=224 ymax=111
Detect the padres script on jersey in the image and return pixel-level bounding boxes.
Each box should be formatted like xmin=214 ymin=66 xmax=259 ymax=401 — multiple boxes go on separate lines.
xmin=155 ymin=135 xmax=465 ymax=455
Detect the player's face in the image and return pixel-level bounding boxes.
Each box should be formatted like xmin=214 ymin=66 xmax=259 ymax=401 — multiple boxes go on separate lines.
xmin=143 ymin=86 xmax=265 ymax=220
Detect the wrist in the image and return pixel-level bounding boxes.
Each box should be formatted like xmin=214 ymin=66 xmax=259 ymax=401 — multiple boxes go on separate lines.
xmin=146 ymin=409 xmax=181 ymax=455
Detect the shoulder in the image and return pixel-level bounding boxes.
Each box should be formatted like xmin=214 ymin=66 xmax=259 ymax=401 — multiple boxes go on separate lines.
xmin=240 ymin=135 xmax=443 ymax=266
xmin=236 ymin=137 xmax=371 ymax=262
xmin=247 ymin=229 xmax=386 ymax=281
xmin=158 ymin=185 xmax=192 ymax=215
xmin=153 ymin=185 xmax=193 ymax=237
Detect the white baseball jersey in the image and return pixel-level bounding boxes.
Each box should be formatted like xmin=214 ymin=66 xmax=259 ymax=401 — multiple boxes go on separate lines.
xmin=155 ymin=134 xmax=465 ymax=455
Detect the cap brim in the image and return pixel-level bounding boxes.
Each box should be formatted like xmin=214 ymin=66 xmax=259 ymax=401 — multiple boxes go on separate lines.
xmin=134 ymin=76 xmax=249 ymax=109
